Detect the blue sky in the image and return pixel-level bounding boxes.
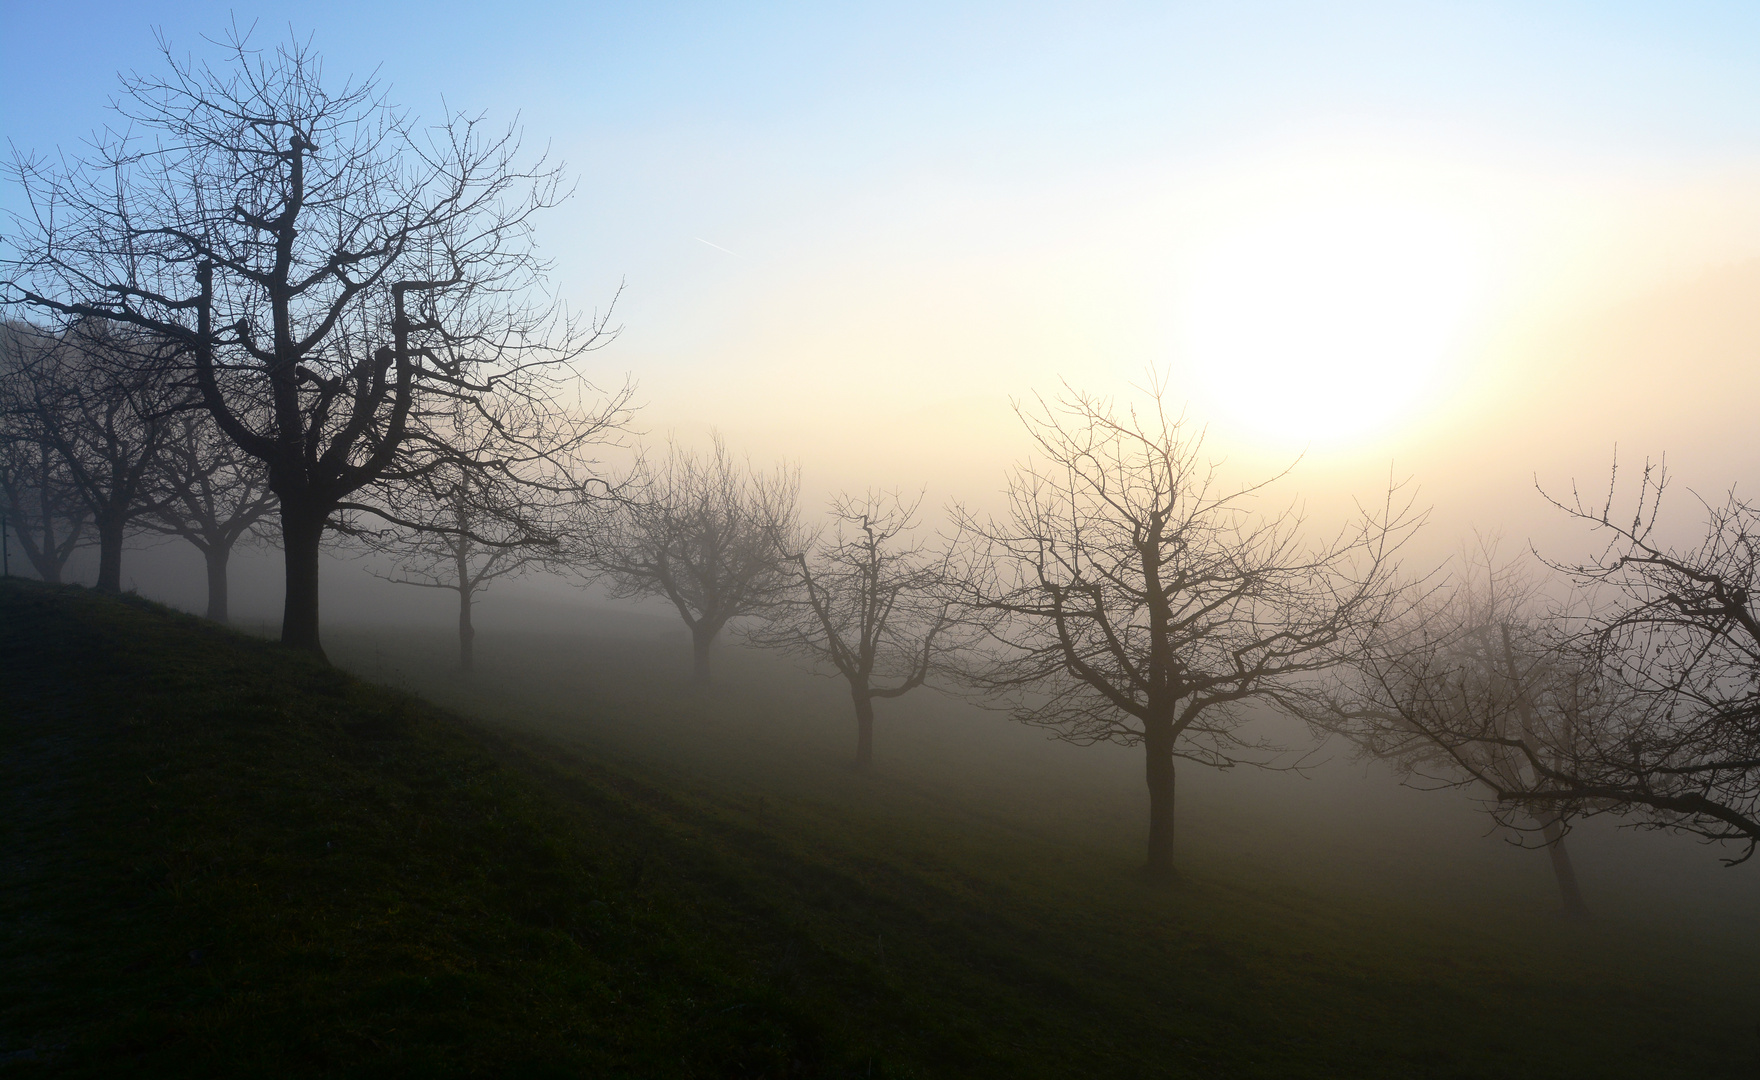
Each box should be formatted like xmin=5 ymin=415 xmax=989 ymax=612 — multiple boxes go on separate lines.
xmin=9 ymin=4 xmax=1760 ymax=161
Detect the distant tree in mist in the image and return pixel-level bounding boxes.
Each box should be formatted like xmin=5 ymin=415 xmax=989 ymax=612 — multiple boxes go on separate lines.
xmin=1325 ymin=459 xmax=1760 ymax=869
xmin=1347 ymin=461 xmax=1760 ymax=866
xmin=749 ymin=490 xmax=961 ymax=770
xmin=952 ymin=380 xmax=1419 ymax=882
xmin=137 ymin=409 xmax=278 ymax=623
xmin=0 ymin=318 xmax=181 ymax=592
xmin=1316 ymin=540 xmax=1596 ymax=918
xmin=4 ymin=26 xmax=614 ymax=656
xmin=364 ymin=388 xmax=633 ymax=671
xmin=581 ymin=437 xmax=799 ymax=685
xmin=0 ymin=323 xmax=89 ymax=582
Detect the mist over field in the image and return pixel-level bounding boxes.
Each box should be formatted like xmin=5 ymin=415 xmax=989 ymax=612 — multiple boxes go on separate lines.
xmin=106 ymin=536 xmax=1760 ymax=928
xmin=6 ymin=2 xmax=1760 ymax=1074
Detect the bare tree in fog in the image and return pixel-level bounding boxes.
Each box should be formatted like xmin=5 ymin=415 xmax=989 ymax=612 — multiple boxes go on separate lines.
xmin=1318 ymin=541 xmax=1595 ymax=918
xmin=0 ymin=439 xmax=88 ymax=583
xmin=138 ymin=410 xmax=278 ymax=622
xmin=1532 ymin=462 xmax=1760 ymax=860
xmin=582 ymin=437 xmax=799 ymax=685
xmin=953 ymin=381 xmax=1418 ymax=882
xmin=4 ymin=26 xmax=613 ymax=656
xmin=0 ymin=318 xmax=181 ymax=593
xmin=365 ymin=386 xmax=633 ymax=671
xmin=1327 ymin=461 xmax=1760 ymax=867
xmin=0 ymin=323 xmax=89 ymax=582
xmin=749 ymin=490 xmax=960 ymax=770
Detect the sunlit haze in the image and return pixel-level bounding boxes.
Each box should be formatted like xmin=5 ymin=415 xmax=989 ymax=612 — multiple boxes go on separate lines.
xmin=5 ymin=1 xmax=1760 ymax=563
xmin=1179 ymin=180 xmax=1488 ymax=447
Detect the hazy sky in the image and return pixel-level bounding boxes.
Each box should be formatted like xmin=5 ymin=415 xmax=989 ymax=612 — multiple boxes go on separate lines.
xmin=6 ymin=2 xmax=1760 ymax=557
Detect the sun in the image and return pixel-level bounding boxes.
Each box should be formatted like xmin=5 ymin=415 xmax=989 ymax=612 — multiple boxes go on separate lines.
xmin=1178 ymin=197 xmax=1487 ymax=450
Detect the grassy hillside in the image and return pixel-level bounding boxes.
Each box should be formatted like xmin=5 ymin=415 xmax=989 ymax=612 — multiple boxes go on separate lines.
xmin=3 ymin=580 xmax=1756 ymax=1077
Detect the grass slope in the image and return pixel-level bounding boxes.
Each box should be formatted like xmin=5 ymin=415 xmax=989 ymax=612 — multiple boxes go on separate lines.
xmin=2 ymin=581 xmax=1755 ymax=1077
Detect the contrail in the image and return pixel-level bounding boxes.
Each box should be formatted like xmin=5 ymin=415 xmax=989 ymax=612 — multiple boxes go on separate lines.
xmin=693 ymin=236 xmax=741 ymax=258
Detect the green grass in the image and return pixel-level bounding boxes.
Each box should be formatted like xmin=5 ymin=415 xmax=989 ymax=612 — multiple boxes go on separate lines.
xmin=3 ymin=580 xmax=1757 ymax=1077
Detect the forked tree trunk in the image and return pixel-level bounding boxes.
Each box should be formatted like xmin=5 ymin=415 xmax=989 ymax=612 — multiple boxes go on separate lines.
xmin=690 ymin=624 xmax=714 ymax=685
xmin=280 ymin=508 xmax=326 ymax=658
xmin=21 ymin=460 xmax=80 ymax=583
xmin=204 ymin=546 xmax=231 ymax=623
xmin=33 ymin=547 xmax=64 ymax=583
xmin=458 ymin=586 xmax=476 ymax=671
xmin=94 ymin=514 xmax=124 ymax=593
xmin=1538 ymin=815 xmax=1589 ymax=920
xmin=26 ymin=528 xmax=65 ymax=583
xmin=852 ymin=687 xmax=875 ymax=771
xmin=1143 ymin=730 xmax=1177 ymax=883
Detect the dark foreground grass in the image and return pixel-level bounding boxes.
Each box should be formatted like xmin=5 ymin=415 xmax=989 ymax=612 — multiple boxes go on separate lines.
xmin=2 ymin=581 xmax=1756 ymax=1077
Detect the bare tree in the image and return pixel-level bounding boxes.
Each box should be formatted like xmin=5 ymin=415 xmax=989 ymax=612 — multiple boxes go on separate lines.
xmin=583 ymin=436 xmax=799 ymax=685
xmin=4 ymin=26 xmax=611 ymax=655
xmin=1318 ymin=541 xmax=1596 ymax=918
xmin=750 ymin=490 xmax=961 ymax=770
xmin=1 ymin=319 xmax=180 ymax=592
xmin=138 ymin=409 xmax=277 ymax=622
xmin=1535 ymin=461 xmax=1760 ymax=860
xmin=0 ymin=439 xmax=88 ymax=583
xmin=365 ymin=386 xmax=633 ymax=670
xmin=0 ymin=323 xmax=89 ymax=582
xmin=1325 ymin=460 xmax=1760 ymax=869
xmin=953 ymin=382 xmax=1418 ymax=882
xmin=369 ymin=464 xmax=536 ymax=671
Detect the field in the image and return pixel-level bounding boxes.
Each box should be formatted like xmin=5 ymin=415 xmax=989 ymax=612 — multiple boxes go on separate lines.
xmin=4 ymin=579 xmax=1757 ymax=1077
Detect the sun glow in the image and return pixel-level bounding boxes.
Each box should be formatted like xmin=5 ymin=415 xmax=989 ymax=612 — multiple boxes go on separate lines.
xmin=1179 ymin=197 xmax=1488 ymax=450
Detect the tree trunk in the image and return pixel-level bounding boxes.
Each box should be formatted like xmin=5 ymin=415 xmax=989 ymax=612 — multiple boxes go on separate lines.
xmin=1143 ymin=730 xmax=1177 ymax=883
xmin=204 ymin=545 xmax=231 ymax=623
xmin=94 ymin=514 xmax=124 ymax=593
xmin=690 ymin=624 xmax=713 ymax=685
xmin=20 ymin=506 xmax=72 ymax=582
xmin=852 ymin=686 xmax=875 ymax=771
xmin=279 ymin=507 xmax=327 ymax=658
xmin=458 ymin=586 xmax=476 ymax=671
xmin=24 ymin=530 xmax=63 ymax=583
xmin=1539 ymin=815 xmax=1589 ymax=920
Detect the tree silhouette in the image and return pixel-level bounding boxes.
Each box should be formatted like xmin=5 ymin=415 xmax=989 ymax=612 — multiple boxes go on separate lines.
xmin=0 ymin=323 xmax=88 ymax=583
xmin=5 ymin=26 xmax=612 ymax=654
xmin=0 ymin=319 xmax=180 ymax=592
xmin=1319 ymin=540 xmax=1596 ymax=917
xmin=365 ymin=388 xmax=632 ymax=670
xmin=139 ymin=409 xmax=278 ymax=622
xmin=751 ymin=490 xmax=960 ymax=769
xmin=583 ymin=437 xmax=798 ymax=685
xmin=954 ymin=381 xmax=1418 ymax=881
xmin=1324 ymin=460 xmax=1760 ymax=869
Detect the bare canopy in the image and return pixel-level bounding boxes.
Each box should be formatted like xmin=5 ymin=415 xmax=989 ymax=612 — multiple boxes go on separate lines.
xmin=0 ymin=319 xmax=181 ymax=593
xmin=1319 ymin=460 xmax=1760 ymax=868
xmin=138 ymin=408 xmax=279 ymax=622
xmin=954 ymin=381 xmax=1420 ymax=881
xmin=0 ymin=322 xmax=90 ymax=582
xmin=4 ymin=27 xmax=613 ymax=655
xmin=750 ymin=489 xmax=962 ymax=770
xmin=1316 ymin=540 xmax=1596 ymax=917
xmin=580 ymin=436 xmax=799 ymax=685
xmin=364 ymin=385 xmax=633 ymax=670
